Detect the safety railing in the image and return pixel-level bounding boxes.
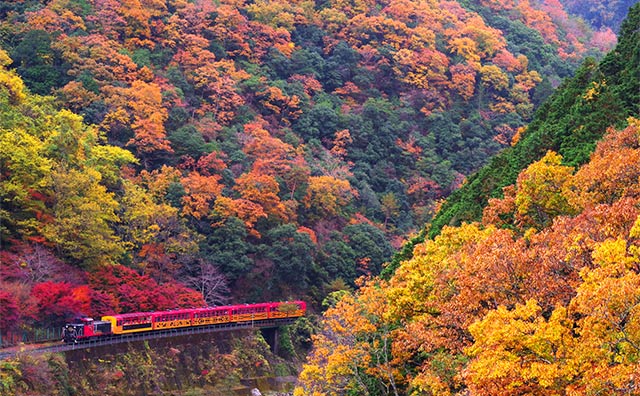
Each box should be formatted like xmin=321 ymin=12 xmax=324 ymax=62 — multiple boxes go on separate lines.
xmin=0 ymin=326 xmax=63 ymax=348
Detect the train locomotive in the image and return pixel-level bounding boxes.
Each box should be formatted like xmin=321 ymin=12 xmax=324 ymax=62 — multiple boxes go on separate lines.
xmin=62 ymin=301 xmax=306 ymax=343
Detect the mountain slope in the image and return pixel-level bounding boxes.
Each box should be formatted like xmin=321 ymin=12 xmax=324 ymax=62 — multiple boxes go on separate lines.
xmin=296 ymin=4 xmax=640 ymax=394
xmin=428 ymin=1 xmax=640 ymax=239
xmin=0 ymin=0 xmax=624 ymax=326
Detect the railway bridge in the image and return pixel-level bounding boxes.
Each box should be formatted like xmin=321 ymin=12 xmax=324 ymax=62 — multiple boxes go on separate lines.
xmin=0 ymin=317 xmax=296 ymax=361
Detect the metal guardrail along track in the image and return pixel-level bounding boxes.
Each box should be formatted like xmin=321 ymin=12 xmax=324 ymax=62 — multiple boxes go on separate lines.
xmin=0 ymin=318 xmax=297 ymax=361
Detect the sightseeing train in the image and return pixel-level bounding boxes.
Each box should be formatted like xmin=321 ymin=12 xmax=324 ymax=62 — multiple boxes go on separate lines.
xmin=62 ymin=301 xmax=306 ymax=343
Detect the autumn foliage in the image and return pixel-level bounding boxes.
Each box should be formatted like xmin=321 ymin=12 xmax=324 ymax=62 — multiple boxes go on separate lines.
xmin=0 ymin=0 xmax=627 ymax=343
xmin=296 ymin=117 xmax=640 ymax=394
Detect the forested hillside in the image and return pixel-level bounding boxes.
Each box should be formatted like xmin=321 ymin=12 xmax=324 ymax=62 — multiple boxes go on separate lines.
xmin=0 ymin=0 xmax=627 ymax=334
xmin=561 ymin=0 xmax=638 ymax=30
xmin=429 ymin=0 xmax=640 ymax=239
xmin=296 ymin=3 xmax=640 ymax=394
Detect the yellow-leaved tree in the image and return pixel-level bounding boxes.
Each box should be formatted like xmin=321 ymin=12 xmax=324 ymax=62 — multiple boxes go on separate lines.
xmin=514 ymin=150 xmax=576 ymax=229
xmin=466 ymin=219 xmax=640 ymax=394
xmin=295 ymin=278 xmax=400 ymax=396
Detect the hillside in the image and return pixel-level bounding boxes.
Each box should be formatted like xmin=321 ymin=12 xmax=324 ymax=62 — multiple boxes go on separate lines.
xmin=296 ymin=3 xmax=640 ymax=394
xmin=0 ymin=0 xmax=625 ymax=334
xmin=561 ymin=0 xmax=639 ymax=31
xmin=428 ymin=1 xmax=640 ymax=239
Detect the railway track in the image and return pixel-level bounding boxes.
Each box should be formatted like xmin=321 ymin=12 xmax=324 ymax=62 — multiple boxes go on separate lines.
xmin=0 ymin=317 xmax=297 ymax=360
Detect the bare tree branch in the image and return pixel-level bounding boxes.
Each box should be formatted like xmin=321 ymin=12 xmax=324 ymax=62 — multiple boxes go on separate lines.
xmin=185 ymin=260 xmax=230 ymax=306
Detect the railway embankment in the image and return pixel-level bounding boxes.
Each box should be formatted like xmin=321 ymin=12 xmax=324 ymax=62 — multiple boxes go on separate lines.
xmin=0 ymin=328 xmax=306 ymax=396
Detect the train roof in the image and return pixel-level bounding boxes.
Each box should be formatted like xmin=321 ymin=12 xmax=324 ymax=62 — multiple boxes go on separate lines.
xmin=192 ymin=305 xmax=232 ymax=311
xmin=102 ymin=311 xmax=154 ymax=319
xmin=101 ymin=301 xmax=306 ymax=319
xmin=150 ymin=308 xmax=194 ymax=316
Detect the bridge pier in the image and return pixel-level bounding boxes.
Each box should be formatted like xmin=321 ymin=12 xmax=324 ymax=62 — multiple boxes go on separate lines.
xmin=260 ymin=327 xmax=279 ymax=354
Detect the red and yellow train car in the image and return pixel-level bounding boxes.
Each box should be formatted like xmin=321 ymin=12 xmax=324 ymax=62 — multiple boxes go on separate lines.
xmin=192 ymin=306 xmax=231 ymax=326
xmin=102 ymin=312 xmax=153 ymax=335
xmin=230 ymin=303 xmax=270 ymax=322
xmin=268 ymin=301 xmax=306 ymax=319
xmin=152 ymin=309 xmax=193 ymax=331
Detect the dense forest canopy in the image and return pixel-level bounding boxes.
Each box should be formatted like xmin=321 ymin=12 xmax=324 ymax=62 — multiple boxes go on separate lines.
xmin=0 ymin=0 xmax=635 ymax=335
xmin=296 ymin=3 xmax=640 ymax=395
xmin=428 ymin=0 xmax=640 ymax=241
xmin=561 ymin=0 xmax=638 ymax=30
